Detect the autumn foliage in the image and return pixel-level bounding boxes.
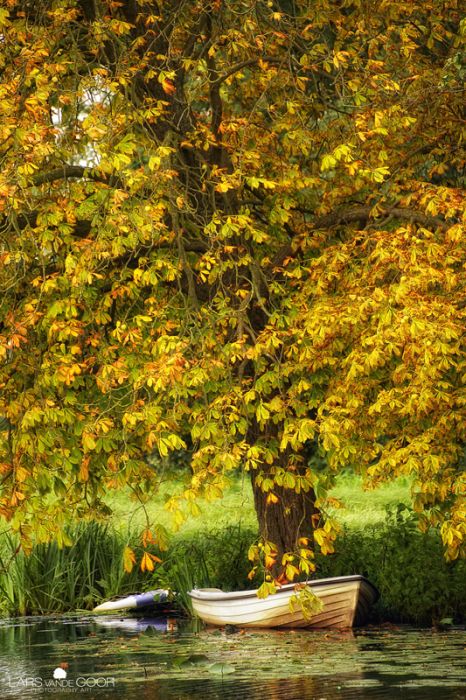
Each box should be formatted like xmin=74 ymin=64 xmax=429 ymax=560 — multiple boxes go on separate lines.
xmin=0 ymin=1 xmax=464 ymax=572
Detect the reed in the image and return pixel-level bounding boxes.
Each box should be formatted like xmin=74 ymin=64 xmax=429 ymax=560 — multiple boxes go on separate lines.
xmin=151 ymin=524 xmax=256 ymax=615
xmin=0 ymin=522 xmax=154 ymax=615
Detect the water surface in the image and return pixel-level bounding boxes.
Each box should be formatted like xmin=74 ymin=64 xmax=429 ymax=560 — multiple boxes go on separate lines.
xmin=0 ymin=616 xmax=465 ymax=699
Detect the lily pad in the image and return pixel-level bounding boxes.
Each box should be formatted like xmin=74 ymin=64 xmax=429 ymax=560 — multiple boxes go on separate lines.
xmin=208 ymin=662 xmax=236 ymax=675
xmin=172 ymin=653 xmax=210 ymax=668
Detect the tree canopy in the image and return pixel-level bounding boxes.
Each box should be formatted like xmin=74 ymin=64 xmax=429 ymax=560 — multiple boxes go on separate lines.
xmin=0 ymin=0 xmax=464 ymax=575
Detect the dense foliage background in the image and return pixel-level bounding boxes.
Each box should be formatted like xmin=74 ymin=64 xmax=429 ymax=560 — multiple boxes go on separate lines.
xmin=0 ymin=1 xmax=464 ymax=578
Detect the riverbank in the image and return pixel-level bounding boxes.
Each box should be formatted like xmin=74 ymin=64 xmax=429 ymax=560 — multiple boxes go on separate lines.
xmin=0 ymin=474 xmax=464 ymax=624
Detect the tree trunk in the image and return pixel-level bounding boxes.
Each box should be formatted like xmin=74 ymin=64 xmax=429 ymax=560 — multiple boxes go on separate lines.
xmin=251 ymin=470 xmax=318 ymax=560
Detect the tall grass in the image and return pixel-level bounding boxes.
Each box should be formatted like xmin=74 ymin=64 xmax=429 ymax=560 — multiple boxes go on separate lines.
xmin=151 ymin=524 xmax=257 ymax=614
xmin=0 ymin=522 xmax=154 ymax=616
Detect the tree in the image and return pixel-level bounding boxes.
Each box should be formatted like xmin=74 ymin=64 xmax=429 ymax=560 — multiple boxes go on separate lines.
xmin=0 ymin=1 xmax=464 ymax=575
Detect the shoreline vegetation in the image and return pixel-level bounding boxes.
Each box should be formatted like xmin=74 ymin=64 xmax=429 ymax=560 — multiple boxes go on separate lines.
xmin=1 ymin=473 xmax=464 ymax=625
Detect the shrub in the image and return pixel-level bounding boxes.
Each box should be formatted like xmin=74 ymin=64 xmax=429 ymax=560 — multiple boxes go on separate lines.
xmin=315 ymin=505 xmax=466 ymax=625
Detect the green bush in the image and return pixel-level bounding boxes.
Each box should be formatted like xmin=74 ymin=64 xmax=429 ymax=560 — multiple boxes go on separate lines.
xmin=315 ymin=505 xmax=466 ymax=625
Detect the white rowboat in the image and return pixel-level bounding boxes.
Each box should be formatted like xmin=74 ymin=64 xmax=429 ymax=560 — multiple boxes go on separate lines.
xmin=188 ymin=575 xmax=378 ymax=629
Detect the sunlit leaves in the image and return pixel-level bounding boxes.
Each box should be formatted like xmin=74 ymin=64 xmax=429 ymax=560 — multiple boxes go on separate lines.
xmin=0 ymin=0 xmax=464 ymax=567
xmin=123 ymin=546 xmax=136 ymax=574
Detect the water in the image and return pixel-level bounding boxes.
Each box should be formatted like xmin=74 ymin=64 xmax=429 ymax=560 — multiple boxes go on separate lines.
xmin=0 ymin=616 xmax=465 ymax=699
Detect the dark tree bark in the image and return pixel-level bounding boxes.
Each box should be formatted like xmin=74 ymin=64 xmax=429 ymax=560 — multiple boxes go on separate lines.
xmin=251 ymin=471 xmax=318 ymax=557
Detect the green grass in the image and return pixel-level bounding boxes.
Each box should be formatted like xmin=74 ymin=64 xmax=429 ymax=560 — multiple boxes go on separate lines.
xmin=329 ymin=472 xmax=411 ymax=528
xmin=103 ymin=472 xmax=257 ymax=535
xmin=102 ymin=471 xmax=411 ymax=535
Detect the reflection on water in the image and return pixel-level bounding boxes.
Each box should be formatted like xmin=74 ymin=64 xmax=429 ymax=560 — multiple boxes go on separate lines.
xmin=0 ymin=615 xmax=465 ymax=699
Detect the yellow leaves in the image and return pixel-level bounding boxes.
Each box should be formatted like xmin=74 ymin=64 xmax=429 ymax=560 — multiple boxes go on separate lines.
xmin=109 ymin=152 xmax=131 ymax=170
xmin=147 ymin=146 xmax=175 ymax=171
xmin=156 ymin=433 xmax=187 ymax=457
xmin=123 ymin=546 xmax=136 ymax=573
xmin=107 ymin=454 xmax=118 ymax=473
xmin=440 ymin=520 xmax=465 ymax=562
xmin=203 ymin=484 xmax=223 ymax=501
xmin=46 ymin=6 xmax=79 ymax=23
xmin=285 ymin=563 xmax=299 ymax=581
xmin=215 ymin=179 xmax=236 ymax=193
xmin=17 ymin=162 xmax=38 ymax=176
xmin=77 ymin=455 xmax=89 ymax=481
xmin=275 ymin=471 xmax=296 ymax=490
xmin=94 ymin=418 xmax=114 ymax=435
xmin=81 ymin=117 xmax=107 ymax=141
xmin=256 ymin=581 xmax=277 ymax=598
xmin=144 ymin=524 xmax=170 ymax=552
xmin=248 ymin=544 xmax=259 ymax=562
xmin=56 ymin=363 xmax=83 ymax=386
xmin=295 ymin=76 xmax=308 ymax=91
xmin=333 ymin=144 xmax=354 ymax=162
xmin=372 ymin=166 xmax=390 ymax=183
xmin=161 ymin=79 xmax=176 ymax=95
xmin=245 ymin=176 xmax=276 ymax=190
xmin=314 ymin=520 xmax=340 ymax=555
xmin=425 ymin=199 xmax=439 ymax=216
xmin=15 ymin=466 xmax=29 ymax=483
xmin=321 ymin=144 xmax=355 ymax=171
xmin=56 ymin=529 xmax=73 ymax=549
xmin=157 ymin=69 xmax=176 ymax=95
xmin=321 ymin=154 xmax=336 ymax=171
xmin=0 ymin=8 xmax=10 ymax=27
xmin=289 ymin=587 xmax=324 ymax=619
xmin=140 ymin=550 xmax=162 ymax=572
xmin=256 ymin=401 xmax=270 ymax=423
xmin=82 ymin=433 xmax=97 ymax=453
xmin=333 ymin=50 xmax=349 ymax=68
xmin=108 ymin=19 xmax=134 ymax=36
xmin=10 ymin=490 xmax=26 ymax=506
xmin=321 ymin=431 xmax=340 ymax=452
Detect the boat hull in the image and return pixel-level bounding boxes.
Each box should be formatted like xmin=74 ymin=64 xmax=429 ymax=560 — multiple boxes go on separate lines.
xmin=188 ymin=575 xmax=378 ymax=629
xmin=93 ymin=589 xmax=169 ymax=613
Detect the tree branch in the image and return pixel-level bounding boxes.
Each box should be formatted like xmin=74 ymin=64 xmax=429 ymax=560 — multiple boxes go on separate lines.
xmin=213 ymin=56 xmax=283 ymax=86
xmin=313 ymin=206 xmax=447 ymax=231
xmin=267 ymin=205 xmax=449 ymax=272
xmin=32 ymin=165 xmax=121 ymax=188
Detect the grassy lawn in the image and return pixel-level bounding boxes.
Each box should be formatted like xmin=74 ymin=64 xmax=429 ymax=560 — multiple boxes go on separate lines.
xmin=104 ymin=472 xmax=257 ymax=536
xmin=330 ymin=472 xmax=412 ymax=528
xmin=104 ymin=471 xmax=412 ymax=537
